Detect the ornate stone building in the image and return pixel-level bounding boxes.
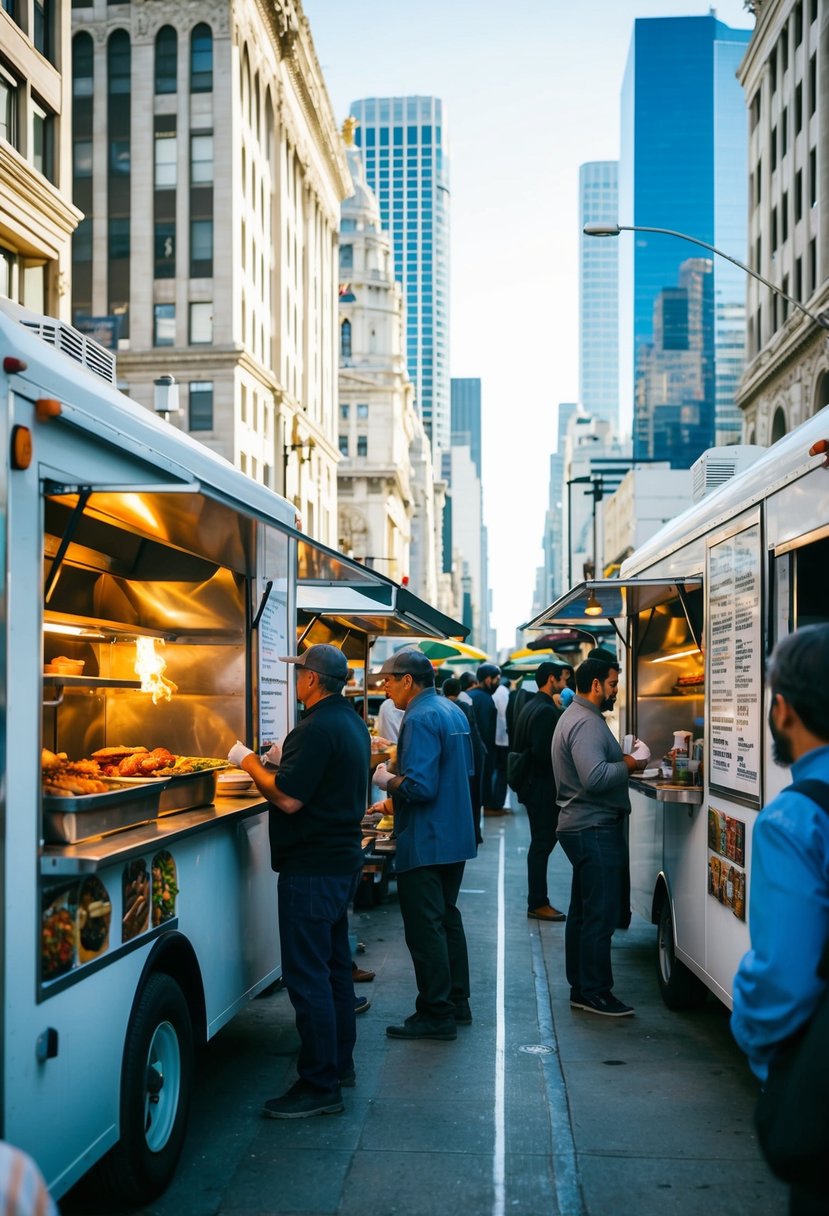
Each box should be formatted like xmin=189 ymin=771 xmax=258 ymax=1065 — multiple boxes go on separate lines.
xmin=70 ymin=0 xmax=350 ymax=545
xmin=1 ymin=0 xmax=81 ymax=317
xmin=737 ymin=0 xmax=829 ymax=442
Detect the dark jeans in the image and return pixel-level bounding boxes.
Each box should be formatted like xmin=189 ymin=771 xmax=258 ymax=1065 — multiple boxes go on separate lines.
xmin=396 ymin=861 xmax=470 ymax=1020
xmin=491 ymin=745 xmax=509 ymax=809
xmin=557 ymin=822 xmax=627 ymax=998
xmin=481 ymin=748 xmax=495 ymax=809
xmin=524 ymin=780 xmax=559 ymax=909
xmin=278 ymin=869 xmax=361 ymax=1092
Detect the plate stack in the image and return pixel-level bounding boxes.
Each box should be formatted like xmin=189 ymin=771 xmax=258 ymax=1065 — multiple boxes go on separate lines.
xmin=217 ymin=770 xmax=256 ymax=797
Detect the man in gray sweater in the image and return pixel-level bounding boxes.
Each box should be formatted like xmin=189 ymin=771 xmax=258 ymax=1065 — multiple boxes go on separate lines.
xmin=552 ymin=657 xmax=640 ymax=1017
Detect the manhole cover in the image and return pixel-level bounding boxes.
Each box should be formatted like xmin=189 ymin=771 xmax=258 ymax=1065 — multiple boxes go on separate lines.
xmin=518 ymin=1043 xmax=556 ymax=1055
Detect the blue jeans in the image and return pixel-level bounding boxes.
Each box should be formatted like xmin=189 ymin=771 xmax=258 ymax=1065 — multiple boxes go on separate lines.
xmin=277 ymin=870 xmax=361 ymax=1092
xmin=557 ymin=823 xmax=627 ymax=999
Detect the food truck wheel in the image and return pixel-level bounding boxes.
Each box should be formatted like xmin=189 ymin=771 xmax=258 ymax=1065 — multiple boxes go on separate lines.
xmin=656 ymin=899 xmax=708 ymax=1011
xmin=97 ymin=972 xmax=194 ymax=1203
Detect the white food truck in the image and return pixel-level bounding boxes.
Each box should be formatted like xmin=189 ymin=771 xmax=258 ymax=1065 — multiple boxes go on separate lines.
xmin=0 ymin=303 xmax=464 ymax=1203
xmin=527 ymin=416 xmax=829 ymax=1011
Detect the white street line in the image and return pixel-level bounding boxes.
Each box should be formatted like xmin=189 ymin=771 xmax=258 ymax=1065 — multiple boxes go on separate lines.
xmin=493 ymin=829 xmax=506 ymax=1216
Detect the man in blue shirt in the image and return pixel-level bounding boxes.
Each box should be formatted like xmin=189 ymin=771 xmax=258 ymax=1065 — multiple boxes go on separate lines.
xmin=732 ymin=625 xmax=829 ymax=1214
xmin=373 ymin=650 xmax=477 ymax=1040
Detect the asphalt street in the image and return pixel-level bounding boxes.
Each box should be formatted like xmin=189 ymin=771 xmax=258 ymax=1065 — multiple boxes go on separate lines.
xmin=66 ymin=801 xmax=787 ymax=1216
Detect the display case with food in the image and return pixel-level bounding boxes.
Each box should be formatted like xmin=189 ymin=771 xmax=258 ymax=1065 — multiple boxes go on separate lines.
xmin=77 ymin=876 xmax=112 ymax=963
xmin=152 ymin=851 xmax=179 ymax=926
xmin=91 ymin=747 xmax=228 ymax=814
xmin=41 ymin=749 xmax=163 ymax=844
xmin=122 ymin=860 xmax=150 ymax=942
xmin=41 ymin=884 xmax=78 ymax=981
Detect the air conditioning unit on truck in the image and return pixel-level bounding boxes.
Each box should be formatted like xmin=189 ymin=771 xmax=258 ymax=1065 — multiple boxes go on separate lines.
xmin=0 ymin=306 xmax=466 ymax=1203
xmin=526 ymin=423 xmax=829 ymax=1011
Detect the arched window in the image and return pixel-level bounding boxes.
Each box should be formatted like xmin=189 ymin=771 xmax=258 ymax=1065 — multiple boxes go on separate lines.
xmin=190 ymin=24 xmax=212 ymax=93
xmin=771 ymin=406 xmax=787 ymax=444
xmin=155 ymin=26 xmax=177 ymax=94
xmin=341 ymin=319 xmax=352 ymax=358
xmin=108 ymin=30 xmax=131 ymax=96
xmin=814 ymin=370 xmax=829 ymax=415
xmin=72 ymin=33 xmax=94 ymax=99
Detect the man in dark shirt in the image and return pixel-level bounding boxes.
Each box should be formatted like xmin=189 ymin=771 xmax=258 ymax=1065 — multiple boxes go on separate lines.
xmin=513 ymin=660 xmax=571 ymax=922
xmin=468 ymin=662 xmax=502 ymax=815
xmin=228 ymin=643 xmax=370 ymax=1118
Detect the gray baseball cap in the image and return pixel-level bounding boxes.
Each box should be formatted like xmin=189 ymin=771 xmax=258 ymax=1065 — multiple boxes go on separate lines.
xmin=378 ymin=649 xmax=435 ymax=680
xmin=280 ymin=643 xmax=349 ymax=681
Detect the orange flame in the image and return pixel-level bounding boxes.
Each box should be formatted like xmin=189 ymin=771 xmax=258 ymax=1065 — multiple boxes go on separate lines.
xmin=135 ymin=638 xmax=178 ymax=704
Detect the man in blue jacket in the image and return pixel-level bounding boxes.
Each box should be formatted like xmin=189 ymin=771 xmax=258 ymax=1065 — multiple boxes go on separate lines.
xmin=732 ymin=625 xmax=829 ymax=1214
xmin=373 ymin=650 xmax=477 ymax=1040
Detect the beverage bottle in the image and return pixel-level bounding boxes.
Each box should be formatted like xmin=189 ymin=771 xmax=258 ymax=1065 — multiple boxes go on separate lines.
xmin=672 ymin=731 xmax=690 ymax=785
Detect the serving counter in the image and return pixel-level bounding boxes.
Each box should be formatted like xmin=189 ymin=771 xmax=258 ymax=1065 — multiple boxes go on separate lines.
xmin=629 ymin=775 xmax=703 ymax=806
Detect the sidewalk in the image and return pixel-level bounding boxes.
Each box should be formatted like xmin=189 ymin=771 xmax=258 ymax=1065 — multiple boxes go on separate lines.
xmin=111 ymin=804 xmax=786 ymax=1216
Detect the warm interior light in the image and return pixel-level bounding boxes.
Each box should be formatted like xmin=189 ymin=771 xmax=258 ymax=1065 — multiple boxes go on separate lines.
xmin=43 ymin=622 xmax=107 ymax=640
xmin=135 ymin=637 xmax=178 ymax=704
xmin=584 ymin=592 xmax=603 ymax=617
xmin=650 ymin=647 xmax=702 ymax=664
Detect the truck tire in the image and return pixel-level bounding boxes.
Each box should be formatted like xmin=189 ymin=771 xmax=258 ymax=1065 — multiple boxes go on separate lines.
xmin=656 ymin=898 xmax=708 ymax=1011
xmin=94 ymin=972 xmax=194 ymax=1206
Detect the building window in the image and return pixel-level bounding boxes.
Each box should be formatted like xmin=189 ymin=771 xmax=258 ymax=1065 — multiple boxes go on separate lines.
xmin=338 ymin=435 xmax=349 ymax=456
xmin=190 ymin=219 xmax=212 ymax=277
xmin=781 ymin=107 xmax=788 ymax=158
xmin=189 ymin=301 xmax=212 ymax=344
xmin=190 ymin=24 xmax=213 ymax=94
xmin=771 ymin=206 xmax=778 ymax=252
xmin=809 ymin=238 xmax=817 ymax=293
xmin=795 ymin=82 xmax=803 ymax=133
xmin=31 ymin=100 xmax=55 ymax=181
xmin=34 ymin=0 xmax=55 ymax=64
xmin=340 ymin=318 xmax=352 ymax=357
xmin=795 ymin=0 xmax=803 ymax=45
xmin=339 ymin=244 xmax=353 ymax=270
xmin=356 ymin=402 xmax=368 ymax=418
xmin=340 ymin=404 xmax=350 ymax=419
xmin=189 ymin=381 xmax=213 ymax=431
xmin=809 ymin=54 xmax=817 ymax=116
xmin=155 ymin=26 xmax=177 ymax=94
xmin=770 ymin=126 xmax=777 ymax=171
xmin=810 ymin=148 xmax=817 ymax=207
xmin=356 ymin=436 xmax=368 ymax=457
xmin=190 ymin=133 xmax=213 ymax=184
xmin=154 ymin=222 xmax=175 ymax=278
xmin=782 ymin=191 xmax=789 ymax=242
xmin=0 ymin=67 xmax=18 ymax=149
xmin=73 ymin=138 xmax=92 ymax=177
xmin=154 ymin=129 xmax=176 ymax=188
xmin=750 ymin=90 xmax=761 ymax=132
xmin=154 ymin=303 xmax=175 ymax=346
xmin=108 ymin=216 xmax=130 ymax=259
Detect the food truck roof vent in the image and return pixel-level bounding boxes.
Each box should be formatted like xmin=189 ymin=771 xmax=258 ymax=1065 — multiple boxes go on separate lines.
xmin=691 ymin=445 xmax=765 ymax=503
xmin=0 ymin=300 xmax=116 ymax=386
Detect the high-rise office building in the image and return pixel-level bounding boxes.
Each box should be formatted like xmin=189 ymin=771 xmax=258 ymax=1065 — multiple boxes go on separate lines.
xmin=350 ymin=96 xmax=450 ymax=458
xmin=450 ymin=378 xmax=481 ymax=477
xmin=619 ymin=15 xmax=751 ymax=465
xmin=579 ymin=162 xmax=619 ymax=429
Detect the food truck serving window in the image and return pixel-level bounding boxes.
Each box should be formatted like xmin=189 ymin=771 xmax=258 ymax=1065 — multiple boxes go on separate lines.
xmin=524 ymin=577 xmax=702 ymax=629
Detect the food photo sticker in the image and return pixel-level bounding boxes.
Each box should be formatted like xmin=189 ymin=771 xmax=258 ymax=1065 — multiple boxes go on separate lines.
xmin=152 ymin=850 xmax=178 ymax=926
xmin=707 ymin=808 xmax=746 ymax=867
xmin=707 ymin=851 xmax=747 ymax=922
xmin=78 ymin=875 xmax=112 ymax=963
xmin=122 ymin=859 xmax=150 ymax=942
xmin=41 ymin=883 xmax=78 ymax=981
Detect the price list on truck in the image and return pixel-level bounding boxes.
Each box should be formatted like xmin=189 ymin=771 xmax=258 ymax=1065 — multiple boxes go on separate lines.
xmin=708 ymin=524 xmax=762 ymax=801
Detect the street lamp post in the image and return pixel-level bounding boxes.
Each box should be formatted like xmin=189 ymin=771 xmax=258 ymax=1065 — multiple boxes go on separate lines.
xmin=583 ymin=222 xmax=829 ymax=337
xmin=566 ymin=474 xmax=604 ymax=587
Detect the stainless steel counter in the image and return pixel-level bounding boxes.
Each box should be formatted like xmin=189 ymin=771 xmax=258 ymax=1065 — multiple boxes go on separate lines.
xmin=629 ymin=776 xmax=703 ymax=806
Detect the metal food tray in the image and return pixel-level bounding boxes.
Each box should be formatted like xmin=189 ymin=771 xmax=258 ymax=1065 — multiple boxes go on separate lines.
xmin=106 ymin=768 xmax=221 ymax=815
xmin=43 ymin=781 xmax=163 ymax=845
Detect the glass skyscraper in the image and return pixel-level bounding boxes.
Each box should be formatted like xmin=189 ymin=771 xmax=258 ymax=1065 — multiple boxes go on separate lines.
xmin=450 ymin=377 xmax=482 ymax=477
xmin=350 ymin=96 xmax=450 ymax=458
xmin=579 ymin=162 xmax=619 ymax=430
xmin=619 ymin=16 xmax=751 ymax=466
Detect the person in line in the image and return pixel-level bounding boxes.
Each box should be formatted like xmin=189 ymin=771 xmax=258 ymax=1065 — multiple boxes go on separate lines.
xmin=375 ymin=693 xmax=404 ymax=743
xmin=732 ymin=625 xmax=829 ymax=1216
xmin=468 ymin=662 xmax=502 ymax=816
xmin=458 ymin=670 xmax=476 ymax=705
xmin=551 ymin=656 xmax=643 ymax=1017
xmin=372 ymin=650 xmax=477 ymax=1040
xmin=229 ymin=643 xmax=370 ymax=1118
xmin=513 ymin=659 xmax=571 ymax=922
xmin=491 ymin=675 xmax=511 ymax=810
xmin=442 ymin=676 xmax=484 ymax=845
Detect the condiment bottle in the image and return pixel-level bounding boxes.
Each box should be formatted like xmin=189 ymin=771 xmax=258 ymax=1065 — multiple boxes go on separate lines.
xmin=672 ymin=730 xmax=691 ymax=785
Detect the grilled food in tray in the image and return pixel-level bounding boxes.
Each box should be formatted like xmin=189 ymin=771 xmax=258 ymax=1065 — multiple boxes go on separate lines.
xmin=90 ymin=746 xmax=229 ymax=779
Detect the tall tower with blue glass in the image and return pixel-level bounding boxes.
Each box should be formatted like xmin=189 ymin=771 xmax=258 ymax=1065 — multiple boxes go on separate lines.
xmin=619 ymin=16 xmax=751 ymax=465
xmin=579 ymin=162 xmax=619 ymax=429
xmin=350 ymin=97 xmax=450 ymax=460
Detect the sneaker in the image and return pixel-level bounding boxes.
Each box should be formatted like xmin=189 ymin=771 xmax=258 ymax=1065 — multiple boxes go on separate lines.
xmin=452 ymin=1000 xmax=473 ymax=1025
xmin=386 ymin=1015 xmax=457 ymax=1041
xmin=339 ymin=1065 xmax=356 ymax=1088
xmin=569 ymin=989 xmax=585 ymax=1008
xmin=262 ymin=1079 xmax=344 ymax=1119
xmin=527 ymin=905 xmax=566 ymax=922
xmin=354 ymin=995 xmax=371 ymax=1015
xmin=572 ymin=992 xmax=634 ymax=1017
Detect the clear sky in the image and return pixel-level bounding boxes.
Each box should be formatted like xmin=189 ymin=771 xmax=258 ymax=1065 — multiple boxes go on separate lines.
xmin=302 ymin=0 xmax=755 ymax=650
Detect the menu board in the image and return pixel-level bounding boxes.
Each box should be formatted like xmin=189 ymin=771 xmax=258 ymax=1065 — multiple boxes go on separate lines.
xmin=707 ymin=524 xmax=762 ymax=802
xmin=257 ymin=528 xmax=291 ymax=749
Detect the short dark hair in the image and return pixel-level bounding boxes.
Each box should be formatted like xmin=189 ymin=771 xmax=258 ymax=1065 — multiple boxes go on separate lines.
xmin=442 ymin=677 xmax=461 ymax=698
xmin=575 ymin=657 xmax=618 ymax=693
xmin=768 ymin=624 xmax=829 ymax=741
xmin=410 ymin=664 xmax=436 ymax=689
xmin=587 ymin=646 xmax=618 ymax=664
xmin=477 ymin=662 xmax=501 ymax=682
xmin=318 ymin=672 xmax=347 ymax=694
xmin=459 ymin=672 xmax=476 ymax=690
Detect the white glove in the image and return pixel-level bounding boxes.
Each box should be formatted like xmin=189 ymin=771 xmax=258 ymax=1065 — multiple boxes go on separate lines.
xmin=631 ymin=739 xmax=651 ymax=763
xmin=228 ymin=740 xmax=254 ymax=768
xmin=373 ymin=762 xmax=394 ymax=791
xmin=262 ymin=740 xmax=282 ymax=767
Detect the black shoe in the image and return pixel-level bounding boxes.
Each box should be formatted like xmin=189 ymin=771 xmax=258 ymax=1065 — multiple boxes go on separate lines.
xmin=569 ymin=989 xmax=585 ymax=1008
xmin=354 ymin=995 xmax=371 ymax=1015
xmin=339 ymin=1065 xmax=356 ymax=1088
xmin=571 ymin=992 xmax=634 ymax=1017
xmin=386 ymin=1015 xmax=457 ymax=1041
xmin=452 ymin=1000 xmax=472 ymax=1025
xmin=262 ymin=1079 xmax=344 ymax=1118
